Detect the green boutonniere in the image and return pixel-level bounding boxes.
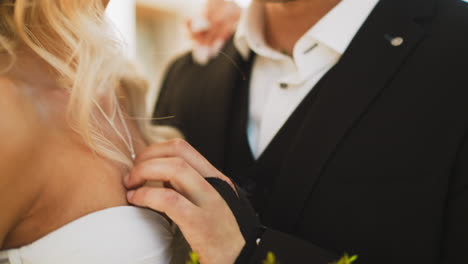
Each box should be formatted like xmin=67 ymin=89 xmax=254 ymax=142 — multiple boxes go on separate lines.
xmin=263 ymin=252 xmax=280 ymax=264
xmin=188 ymin=250 xmax=358 ymax=264
xmin=262 ymin=251 xmax=358 ymax=264
xmin=186 ymin=252 xmax=200 ymax=264
xmin=333 ymin=253 xmax=358 ymax=264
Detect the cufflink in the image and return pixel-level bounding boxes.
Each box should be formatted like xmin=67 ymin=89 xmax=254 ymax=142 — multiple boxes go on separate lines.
xmin=385 ymin=34 xmax=404 ymax=47
xmin=391 ymin=37 xmax=404 ymax=47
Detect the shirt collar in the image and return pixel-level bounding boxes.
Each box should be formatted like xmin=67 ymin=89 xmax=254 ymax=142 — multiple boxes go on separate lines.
xmin=234 ymin=0 xmax=380 ymax=60
xmin=234 ymin=2 xmax=285 ymax=60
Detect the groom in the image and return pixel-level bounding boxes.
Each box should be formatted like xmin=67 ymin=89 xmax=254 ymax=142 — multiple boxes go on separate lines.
xmin=130 ymin=0 xmax=468 ymax=263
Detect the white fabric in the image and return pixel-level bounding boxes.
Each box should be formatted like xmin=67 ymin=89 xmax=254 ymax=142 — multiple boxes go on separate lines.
xmin=0 ymin=206 xmax=184 ymax=264
xmin=234 ymin=0 xmax=379 ymax=159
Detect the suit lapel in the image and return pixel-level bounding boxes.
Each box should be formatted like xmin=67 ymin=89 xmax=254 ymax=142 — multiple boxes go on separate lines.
xmin=262 ymin=0 xmax=435 ymax=231
xmin=188 ymin=41 xmax=251 ymax=170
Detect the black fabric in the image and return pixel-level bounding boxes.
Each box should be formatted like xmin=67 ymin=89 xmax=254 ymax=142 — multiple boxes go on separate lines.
xmin=154 ymin=0 xmax=468 ymax=263
xmin=153 ymin=40 xmax=250 ymax=170
xmin=205 ymin=178 xmax=338 ymax=264
xmin=250 ymin=229 xmax=337 ymax=264
xmin=222 ymin=53 xmax=256 ymax=198
xmin=204 ymin=178 xmax=261 ymax=263
xmin=223 ymin=59 xmax=331 ymax=216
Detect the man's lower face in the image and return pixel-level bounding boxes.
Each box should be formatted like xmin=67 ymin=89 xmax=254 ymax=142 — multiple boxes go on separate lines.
xmin=253 ymin=0 xmax=298 ymax=3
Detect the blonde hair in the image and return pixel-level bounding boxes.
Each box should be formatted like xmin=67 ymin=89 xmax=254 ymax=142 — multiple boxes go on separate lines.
xmin=0 ymin=0 xmax=166 ymax=168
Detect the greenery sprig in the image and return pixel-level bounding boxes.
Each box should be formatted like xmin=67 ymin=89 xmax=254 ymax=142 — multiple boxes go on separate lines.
xmin=186 ymin=252 xmax=200 ymax=264
xmin=333 ymin=253 xmax=358 ymax=264
xmin=187 ymin=251 xmax=358 ymax=264
xmin=263 ymin=252 xmax=279 ymax=264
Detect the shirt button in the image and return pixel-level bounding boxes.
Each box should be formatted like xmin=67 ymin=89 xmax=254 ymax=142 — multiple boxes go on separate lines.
xmin=279 ymin=83 xmax=288 ymax=89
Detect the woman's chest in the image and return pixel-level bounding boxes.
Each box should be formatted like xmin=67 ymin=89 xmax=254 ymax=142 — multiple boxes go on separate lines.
xmin=5 ymin=106 xmax=147 ymax=250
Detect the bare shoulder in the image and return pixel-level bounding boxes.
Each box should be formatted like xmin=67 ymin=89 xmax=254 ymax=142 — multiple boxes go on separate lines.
xmin=0 ymin=76 xmax=43 ymax=248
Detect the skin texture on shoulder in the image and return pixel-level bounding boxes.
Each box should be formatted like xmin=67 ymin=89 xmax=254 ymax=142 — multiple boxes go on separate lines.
xmin=0 ymin=77 xmax=45 ymax=249
xmin=0 ymin=71 xmax=132 ymax=249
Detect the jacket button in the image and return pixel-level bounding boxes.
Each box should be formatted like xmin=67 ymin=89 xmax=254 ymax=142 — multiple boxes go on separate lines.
xmin=256 ymin=238 xmax=262 ymax=245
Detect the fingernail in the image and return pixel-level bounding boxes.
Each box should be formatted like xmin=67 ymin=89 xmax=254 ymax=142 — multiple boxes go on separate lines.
xmin=127 ymin=190 xmax=135 ymax=201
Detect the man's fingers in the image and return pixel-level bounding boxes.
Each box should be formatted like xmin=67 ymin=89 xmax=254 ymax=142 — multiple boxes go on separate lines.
xmin=125 ymin=157 xmax=217 ymax=206
xmin=186 ymin=19 xmax=213 ymax=45
xmin=136 ymin=139 xmax=222 ymax=179
xmin=204 ymin=26 xmax=225 ymax=47
xmin=136 ymin=139 xmax=237 ymax=191
xmin=127 ymin=184 xmax=244 ymax=264
xmin=206 ymin=22 xmax=233 ymax=48
xmin=187 ymin=0 xmax=239 ymax=47
xmin=127 ymin=187 xmax=200 ymax=229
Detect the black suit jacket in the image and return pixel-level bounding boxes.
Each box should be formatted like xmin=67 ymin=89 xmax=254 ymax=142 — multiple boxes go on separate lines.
xmin=154 ymin=0 xmax=468 ymax=263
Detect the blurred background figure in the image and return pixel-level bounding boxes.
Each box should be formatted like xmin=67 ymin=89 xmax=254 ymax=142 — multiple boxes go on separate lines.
xmin=188 ymin=0 xmax=242 ymax=65
xmin=106 ymin=0 xmax=245 ymax=113
xmin=106 ymin=0 xmax=138 ymax=59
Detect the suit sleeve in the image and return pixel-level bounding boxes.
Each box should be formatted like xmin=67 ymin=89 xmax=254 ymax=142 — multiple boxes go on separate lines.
xmin=205 ymin=178 xmax=339 ymax=264
xmin=443 ymin=130 xmax=468 ymax=263
xmin=152 ymin=58 xmax=179 ymax=127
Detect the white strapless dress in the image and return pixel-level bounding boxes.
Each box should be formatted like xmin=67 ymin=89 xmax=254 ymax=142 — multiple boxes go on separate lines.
xmin=0 ymin=206 xmax=188 ymax=264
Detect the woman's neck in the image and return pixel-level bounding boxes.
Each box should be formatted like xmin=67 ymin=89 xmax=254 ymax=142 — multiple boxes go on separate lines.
xmin=1 ymin=48 xmax=58 ymax=90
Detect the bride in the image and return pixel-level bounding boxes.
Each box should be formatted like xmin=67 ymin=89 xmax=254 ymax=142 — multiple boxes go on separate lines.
xmin=0 ymin=0 xmax=187 ymax=263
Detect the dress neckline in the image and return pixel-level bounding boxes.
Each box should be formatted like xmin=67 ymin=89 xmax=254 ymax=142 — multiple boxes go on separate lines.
xmin=1 ymin=206 xmax=165 ymax=251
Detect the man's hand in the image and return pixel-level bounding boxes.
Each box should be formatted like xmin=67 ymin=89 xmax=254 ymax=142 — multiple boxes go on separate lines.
xmin=124 ymin=139 xmax=245 ymax=264
xmin=188 ymin=0 xmax=241 ymax=46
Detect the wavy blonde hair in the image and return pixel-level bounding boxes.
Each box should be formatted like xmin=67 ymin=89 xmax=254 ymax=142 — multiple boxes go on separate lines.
xmin=0 ymin=0 xmax=169 ymax=168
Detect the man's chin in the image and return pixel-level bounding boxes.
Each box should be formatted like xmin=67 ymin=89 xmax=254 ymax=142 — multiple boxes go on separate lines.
xmin=253 ymin=0 xmax=298 ymax=2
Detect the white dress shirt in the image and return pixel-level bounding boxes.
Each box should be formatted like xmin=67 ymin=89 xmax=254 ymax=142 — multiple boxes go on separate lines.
xmin=234 ymin=0 xmax=379 ymax=159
